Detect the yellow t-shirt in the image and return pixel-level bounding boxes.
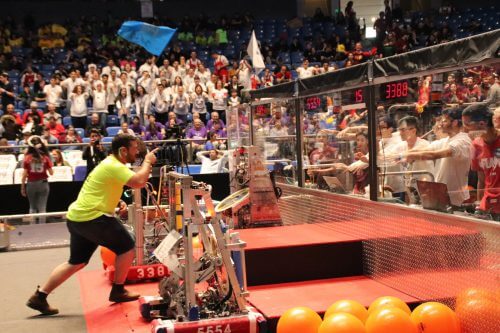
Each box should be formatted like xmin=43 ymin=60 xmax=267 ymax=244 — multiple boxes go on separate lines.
xmin=67 ymin=155 xmax=134 ymax=222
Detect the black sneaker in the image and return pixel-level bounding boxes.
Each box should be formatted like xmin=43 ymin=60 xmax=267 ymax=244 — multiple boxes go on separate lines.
xmin=109 ymin=288 xmax=140 ymax=303
xmin=26 ymin=288 xmax=59 ymax=315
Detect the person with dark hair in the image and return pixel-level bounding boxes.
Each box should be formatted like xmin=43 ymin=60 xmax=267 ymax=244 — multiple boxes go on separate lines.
xmin=465 ymin=105 xmax=499 ymax=219
xmin=27 ymin=134 xmax=158 ymax=315
xmin=21 ymin=136 xmax=54 ymax=224
xmin=0 ymin=72 xmax=16 ymax=111
xmin=82 ymin=129 xmax=106 ymax=175
xmin=403 ymin=107 xmax=472 ymax=206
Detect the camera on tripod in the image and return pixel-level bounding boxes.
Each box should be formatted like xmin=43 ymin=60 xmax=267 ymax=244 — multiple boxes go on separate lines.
xmin=165 ymin=125 xmax=184 ymax=139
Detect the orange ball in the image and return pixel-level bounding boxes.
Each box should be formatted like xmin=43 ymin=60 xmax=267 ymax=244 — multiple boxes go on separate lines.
xmin=277 ymin=307 xmax=322 ymax=333
xmin=324 ymin=300 xmax=369 ymax=323
xmin=411 ymin=302 xmax=460 ymax=333
xmin=368 ymin=296 xmax=411 ymax=315
xmin=319 ymin=313 xmax=366 ymax=333
xmin=366 ymin=307 xmax=418 ymax=333
xmin=100 ymin=246 xmax=116 ymax=267
xmin=455 ymin=297 xmax=500 ymax=333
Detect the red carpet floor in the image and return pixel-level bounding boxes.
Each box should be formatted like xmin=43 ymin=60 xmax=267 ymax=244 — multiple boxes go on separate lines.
xmin=78 ymin=270 xmax=154 ymax=333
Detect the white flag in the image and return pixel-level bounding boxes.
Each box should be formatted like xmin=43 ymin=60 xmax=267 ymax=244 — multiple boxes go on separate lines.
xmin=247 ymin=30 xmax=265 ymax=75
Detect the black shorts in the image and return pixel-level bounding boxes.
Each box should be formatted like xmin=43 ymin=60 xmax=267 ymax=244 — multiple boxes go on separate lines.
xmin=67 ymin=215 xmax=135 ymax=265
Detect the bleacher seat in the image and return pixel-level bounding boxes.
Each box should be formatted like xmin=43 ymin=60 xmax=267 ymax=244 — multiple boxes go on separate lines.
xmin=75 ymin=128 xmax=85 ymax=138
xmin=106 ymin=115 xmax=120 ymax=126
xmin=101 ymin=137 xmax=113 ymax=143
xmin=13 ymin=168 xmax=24 ymax=184
xmin=82 ymin=138 xmax=91 ymax=144
xmin=0 ymin=168 xmax=15 ymax=185
xmin=0 ymin=155 xmax=18 ymax=170
xmin=63 ymin=116 xmax=72 ymax=127
xmin=48 ymin=166 xmax=73 ymax=182
xmin=73 ymin=165 xmax=87 ymax=181
xmin=106 ymin=126 xmax=120 ymax=136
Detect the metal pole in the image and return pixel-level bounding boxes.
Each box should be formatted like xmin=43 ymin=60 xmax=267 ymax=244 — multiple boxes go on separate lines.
xmin=133 ymin=187 xmax=144 ymax=265
xmin=249 ymin=103 xmax=255 ymax=146
xmin=294 ymin=81 xmax=305 ymax=187
xmin=366 ymin=61 xmax=379 ymax=201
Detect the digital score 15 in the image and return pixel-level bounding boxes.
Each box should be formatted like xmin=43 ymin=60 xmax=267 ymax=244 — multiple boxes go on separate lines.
xmin=345 ymin=80 xmax=410 ymax=104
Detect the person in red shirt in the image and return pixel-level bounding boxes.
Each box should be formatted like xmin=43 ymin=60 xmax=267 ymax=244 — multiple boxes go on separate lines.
xmin=211 ymin=52 xmax=229 ymax=84
xmin=21 ymin=135 xmax=54 ymax=224
xmin=22 ymin=101 xmax=44 ymax=125
xmin=464 ymin=105 xmax=499 ymax=220
xmin=46 ymin=116 xmax=66 ymax=142
xmin=275 ymin=65 xmax=292 ymax=84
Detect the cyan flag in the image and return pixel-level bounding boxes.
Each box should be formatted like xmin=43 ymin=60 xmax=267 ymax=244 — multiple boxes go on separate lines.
xmin=118 ymin=21 xmax=176 ymax=56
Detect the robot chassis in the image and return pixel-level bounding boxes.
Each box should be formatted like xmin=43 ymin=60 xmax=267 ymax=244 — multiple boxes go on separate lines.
xmin=138 ymin=171 xmax=265 ymax=333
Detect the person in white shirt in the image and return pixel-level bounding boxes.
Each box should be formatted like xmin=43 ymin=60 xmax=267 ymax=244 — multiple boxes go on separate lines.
xmin=91 ymin=81 xmax=108 ymax=128
xmin=196 ymin=64 xmax=211 ymax=85
xmin=211 ymin=80 xmax=228 ymax=123
xmin=117 ymin=121 xmax=136 ymax=136
xmin=191 ymin=84 xmax=209 ymax=122
xmin=69 ymin=85 xmax=89 ymax=129
xmin=122 ymin=62 xmax=138 ymax=82
xmin=187 ymin=75 xmax=207 ymax=95
xmin=393 ymin=116 xmax=435 ymax=191
xmin=117 ymin=72 xmax=135 ymax=95
xmin=196 ymin=149 xmax=229 ymax=174
xmin=151 ymin=83 xmax=170 ymax=124
xmin=84 ymin=64 xmax=98 ymax=81
xmin=316 ymin=62 xmax=336 ymax=75
xmin=101 ymin=74 xmax=117 ymax=115
xmin=404 ymin=107 xmax=472 ymax=206
xmin=172 ymin=86 xmax=190 ymax=123
xmin=377 ymin=117 xmax=404 ymax=200
xmin=137 ymin=70 xmax=153 ymax=95
xmin=138 ymin=56 xmax=159 ymax=80
xmin=43 ymin=77 xmax=63 ymax=110
xmin=159 ymin=59 xmax=172 ymax=80
xmin=296 ymin=59 xmax=315 ymax=79
xmin=134 ymin=85 xmax=151 ymax=125
xmin=237 ymin=59 xmax=252 ymax=90
xmin=184 ymin=68 xmax=197 ymax=91
xmin=61 ymin=71 xmax=84 ymax=103
xmin=115 ymin=87 xmax=132 ymax=124
xmin=101 ymin=59 xmax=121 ymax=76
xmin=170 ymin=61 xmax=185 ymax=81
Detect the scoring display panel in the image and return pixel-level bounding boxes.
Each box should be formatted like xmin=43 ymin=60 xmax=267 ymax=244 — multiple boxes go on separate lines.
xmin=340 ymin=80 xmax=411 ymax=105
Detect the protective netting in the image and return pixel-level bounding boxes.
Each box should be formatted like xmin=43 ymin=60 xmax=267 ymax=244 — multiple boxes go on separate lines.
xmin=277 ymin=184 xmax=500 ymax=333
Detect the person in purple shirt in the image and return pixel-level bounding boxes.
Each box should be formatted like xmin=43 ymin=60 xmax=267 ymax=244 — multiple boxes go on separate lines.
xmin=211 ymin=120 xmax=227 ymax=138
xmin=144 ymin=114 xmax=165 ymax=140
xmin=168 ymin=111 xmax=183 ymax=126
xmin=186 ymin=118 xmax=207 ymax=158
xmin=130 ymin=116 xmax=146 ymax=138
xmin=206 ymin=111 xmax=226 ymax=131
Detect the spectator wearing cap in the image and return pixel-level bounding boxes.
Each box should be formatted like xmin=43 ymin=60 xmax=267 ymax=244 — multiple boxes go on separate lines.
xmin=0 ymin=72 xmax=16 ymax=111
xmin=22 ymin=102 xmax=44 ymax=125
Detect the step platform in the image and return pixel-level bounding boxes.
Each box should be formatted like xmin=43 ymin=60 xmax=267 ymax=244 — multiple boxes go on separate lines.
xmin=238 ymin=220 xmax=481 ymax=286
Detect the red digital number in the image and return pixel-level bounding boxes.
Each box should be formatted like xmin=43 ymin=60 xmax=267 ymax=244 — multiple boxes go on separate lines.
xmin=385 ymin=84 xmax=391 ymax=99
xmin=402 ymin=82 xmax=408 ymax=96
xmin=396 ymin=83 xmax=402 ymax=97
xmin=355 ymin=89 xmax=363 ymax=103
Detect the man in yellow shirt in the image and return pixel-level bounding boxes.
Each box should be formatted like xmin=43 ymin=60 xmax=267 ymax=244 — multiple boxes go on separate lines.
xmin=27 ymin=134 xmax=158 ymax=315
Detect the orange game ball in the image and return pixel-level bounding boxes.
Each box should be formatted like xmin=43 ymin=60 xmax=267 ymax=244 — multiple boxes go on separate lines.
xmin=368 ymin=296 xmax=411 ymax=315
xmin=410 ymin=302 xmax=460 ymax=333
xmin=319 ymin=312 xmax=366 ymax=333
xmin=277 ymin=307 xmax=322 ymax=333
xmin=455 ymin=297 xmax=500 ymax=333
xmin=324 ymin=300 xmax=369 ymax=323
xmin=100 ymin=246 xmax=116 ymax=267
xmin=365 ymin=307 xmax=418 ymax=333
